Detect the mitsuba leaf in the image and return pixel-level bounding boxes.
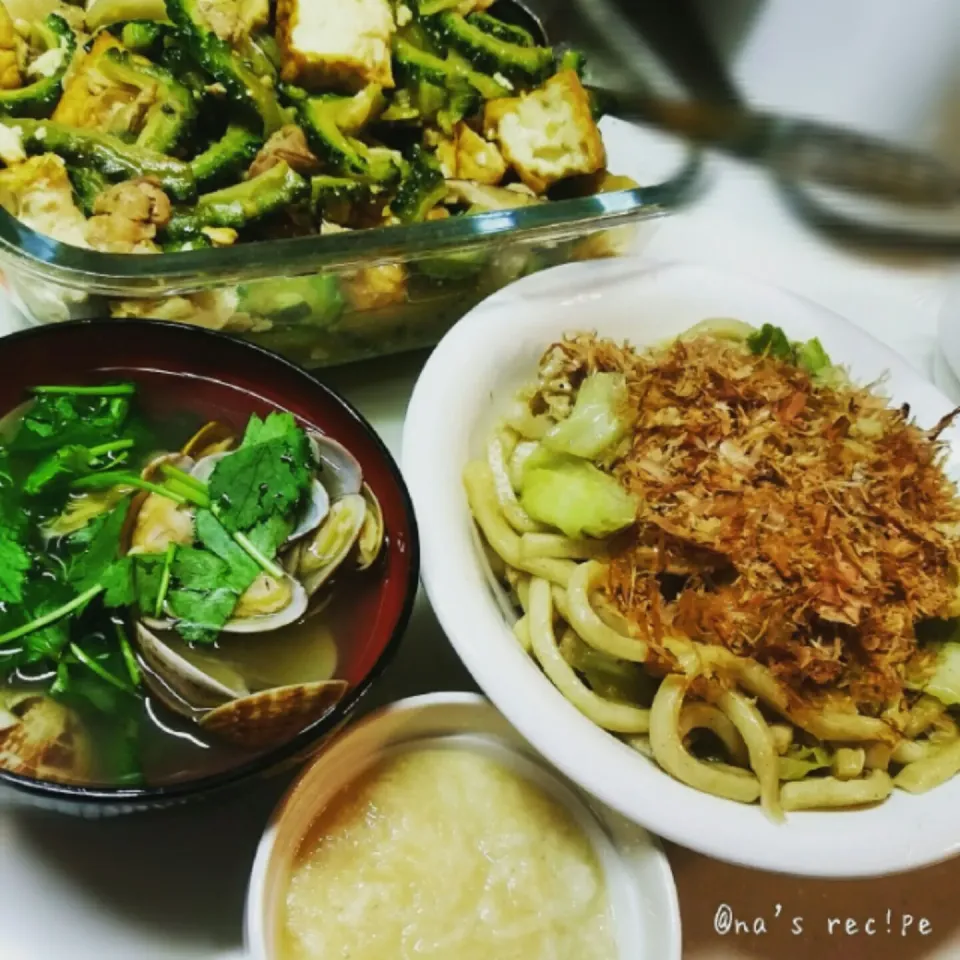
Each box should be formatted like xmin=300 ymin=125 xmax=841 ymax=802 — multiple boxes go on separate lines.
xmin=66 ymin=498 xmax=131 ymax=593
xmin=194 ymin=510 xmax=260 ymax=591
xmin=0 ymin=526 xmax=29 ymax=605
xmin=208 ymin=413 xmax=312 ymax=533
xmin=100 ymin=558 xmax=136 ymax=608
xmin=247 ymin=513 xmax=293 ymax=558
xmin=11 ymin=394 xmax=131 ymax=453
xmin=19 ymin=603 xmax=70 ymax=664
xmin=131 ymin=553 xmax=168 ymax=615
xmin=168 ymin=585 xmax=240 ymax=644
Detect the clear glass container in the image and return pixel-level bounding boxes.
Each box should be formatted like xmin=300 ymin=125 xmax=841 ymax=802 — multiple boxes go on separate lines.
xmin=0 ymin=122 xmax=700 ymax=368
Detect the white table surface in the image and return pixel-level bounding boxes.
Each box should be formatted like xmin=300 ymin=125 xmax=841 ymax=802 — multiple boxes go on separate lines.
xmin=3 ymin=159 xmax=960 ymax=960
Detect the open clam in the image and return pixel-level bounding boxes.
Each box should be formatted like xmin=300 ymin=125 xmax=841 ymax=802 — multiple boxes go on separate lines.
xmin=309 ymin=431 xmax=363 ymax=499
xmin=124 ymin=421 xmax=383 ymax=752
xmin=0 ymin=692 xmax=93 ymax=784
xmin=127 ymin=452 xmax=196 ymax=555
xmin=294 ymin=494 xmax=367 ymax=595
xmin=134 ymin=624 xmax=347 ymax=749
xmin=354 ymin=483 xmax=385 ymax=571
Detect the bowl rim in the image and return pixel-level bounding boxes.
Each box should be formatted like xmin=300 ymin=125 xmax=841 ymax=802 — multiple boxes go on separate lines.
xmin=243 ymin=690 xmax=682 ymax=960
xmin=0 ymin=317 xmax=420 ymax=805
xmin=401 ymin=255 xmax=960 ymax=878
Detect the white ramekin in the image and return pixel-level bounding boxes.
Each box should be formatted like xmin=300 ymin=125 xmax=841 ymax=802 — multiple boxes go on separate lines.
xmin=245 ymin=692 xmax=681 ymax=960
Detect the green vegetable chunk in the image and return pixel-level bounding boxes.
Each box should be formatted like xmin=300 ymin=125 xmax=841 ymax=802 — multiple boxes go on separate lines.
xmin=166 ymin=0 xmax=284 ymax=134
xmin=392 ymin=144 xmax=445 ymax=222
xmin=519 ymin=450 xmax=638 ymax=539
xmin=0 ymin=15 xmax=76 ymax=119
xmin=98 ymin=47 xmax=197 ymax=153
xmin=466 ymin=12 xmax=535 ymax=47
xmin=922 ymin=640 xmax=960 ymax=706
xmin=13 ymin=118 xmax=196 ymax=201
xmin=118 ymin=20 xmax=168 ymax=55
xmin=68 ymin=166 xmax=110 ymax=216
xmin=189 ymin=124 xmax=263 ymax=191
xmin=796 ymin=337 xmax=831 ymax=376
xmin=238 ymin=272 xmax=344 ymax=325
xmin=165 ymin=160 xmax=308 ymax=237
xmin=297 ymin=95 xmax=401 ymax=182
xmin=392 ymin=35 xmax=508 ymax=100
xmin=745 ymin=323 xmax=834 ymax=378
xmin=746 ymin=323 xmax=794 ymax=361
xmin=543 ymin=372 xmax=631 ymax=460
xmin=422 ymin=12 xmax=553 ymax=86
xmin=778 ymin=745 xmax=832 ymax=781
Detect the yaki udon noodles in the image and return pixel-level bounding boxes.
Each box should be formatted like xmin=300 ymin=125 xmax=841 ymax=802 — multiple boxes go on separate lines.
xmin=465 ymin=320 xmax=960 ymax=818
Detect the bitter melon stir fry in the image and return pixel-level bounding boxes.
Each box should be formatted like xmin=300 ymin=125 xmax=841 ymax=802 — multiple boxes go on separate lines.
xmin=0 ymin=382 xmax=384 ymax=787
xmin=466 ymin=321 xmax=960 ymax=819
xmin=0 ymin=0 xmax=626 ymax=259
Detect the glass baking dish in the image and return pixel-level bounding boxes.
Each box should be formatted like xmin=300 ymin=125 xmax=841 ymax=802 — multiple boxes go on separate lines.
xmin=0 ymin=120 xmax=701 ymax=369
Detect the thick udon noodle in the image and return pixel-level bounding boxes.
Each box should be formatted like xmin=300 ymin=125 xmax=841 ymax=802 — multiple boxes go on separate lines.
xmin=467 ymin=320 xmax=960 ymax=818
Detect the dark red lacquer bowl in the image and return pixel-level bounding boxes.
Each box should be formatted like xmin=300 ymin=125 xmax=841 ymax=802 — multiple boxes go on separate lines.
xmin=0 ymin=320 xmax=419 ymax=815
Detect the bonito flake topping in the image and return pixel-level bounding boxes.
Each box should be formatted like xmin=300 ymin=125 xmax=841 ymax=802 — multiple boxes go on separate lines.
xmin=529 ymin=330 xmax=960 ymax=712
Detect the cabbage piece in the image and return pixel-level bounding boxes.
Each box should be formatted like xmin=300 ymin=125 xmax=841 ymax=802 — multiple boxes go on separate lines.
xmin=778 ymin=744 xmax=832 ymax=781
xmin=923 ymin=641 xmax=960 ymax=706
xmin=796 ymin=337 xmax=831 ymax=377
xmin=542 ymin=372 xmax=631 ymax=460
xmin=519 ymin=449 xmax=637 ymax=539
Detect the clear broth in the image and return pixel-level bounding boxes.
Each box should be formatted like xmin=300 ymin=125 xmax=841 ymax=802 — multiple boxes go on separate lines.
xmin=0 ymin=370 xmax=376 ymax=788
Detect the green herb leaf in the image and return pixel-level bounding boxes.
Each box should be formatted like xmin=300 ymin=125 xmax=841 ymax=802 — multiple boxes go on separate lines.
xmin=168 ymin=585 xmax=240 ymax=644
xmin=746 ymin=323 xmax=795 ymax=361
xmin=100 ymin=558 xmax=136 ymax=608
xmin=0 ymin=526 xmax=29 ymax=605
xmin=20 ymin=603 xmax=70 ymax=663
xmin=248 ymin=513 xmax=294 ymax=558
xmin=11 ymin=393 xmax=131 ymax=453
xmin=195 ymin=510 xmax=260 ymax=591
xmin=66 ymin=499 xmax=131 ymax=594
xmin=208 ymin=413 xmax=312 ymax=533
xmin=130 ymin=553 xmax=167 ymax=615
xmin=241 ymin=411 xmax=300 ymax=447
xmin=23 ymin=439 xmax=135 ymax=495
xmin=167 ymin=544 xmax=245 ymax=643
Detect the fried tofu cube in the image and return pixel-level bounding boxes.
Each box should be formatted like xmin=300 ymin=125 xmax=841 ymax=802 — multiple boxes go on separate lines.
xmin=455 ymin=123 xmax=506 ymax=185
xmin=276 ymin=0 xmax=395 ymax=92
xmin=483 ymin=70 xmax=606 ymax=193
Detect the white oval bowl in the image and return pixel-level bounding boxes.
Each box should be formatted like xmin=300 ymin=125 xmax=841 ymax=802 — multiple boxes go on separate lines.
xmin=402 ymin=258 xmax=960 ymax=879
xmin=245 ymin=692 xmax=680 ymax=960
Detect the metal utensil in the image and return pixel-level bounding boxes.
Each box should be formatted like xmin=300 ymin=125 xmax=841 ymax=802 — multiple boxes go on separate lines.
xmin=493 ymin=0 xmax=960 ymax=246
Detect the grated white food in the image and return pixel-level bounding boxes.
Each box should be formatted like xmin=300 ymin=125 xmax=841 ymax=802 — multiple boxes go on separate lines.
xmin=282 ymin=749 xmax=617 ymax=960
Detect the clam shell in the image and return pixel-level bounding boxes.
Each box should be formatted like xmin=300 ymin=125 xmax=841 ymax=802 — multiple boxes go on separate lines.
xmin=198 ymin=679 xmax=349 ymax=749
xmin=354 ymin=483 xmax=384 ymax=571
xmin=0 ymin=693 xmax=92 ymax=785
xmin=298 ymin=494 xmax=366 ymax=595
xmin=310 ymin=432 xmax=363 ymax=499
xmin=126 ymin=453 xmax=196 ymax=556
xmin=181 ymin=420 xmax=238 ymax=459
xmin=143 ymin=572 xmax=310 ymax=636
xmin=222 ymin=574 xmax=309 ymax=633
xmin=135 ymin=623 xmax=247 ymax=718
